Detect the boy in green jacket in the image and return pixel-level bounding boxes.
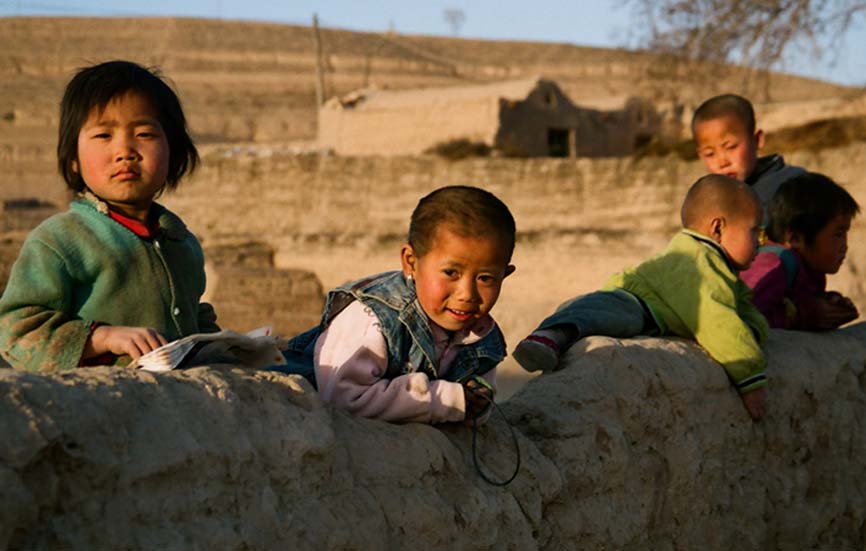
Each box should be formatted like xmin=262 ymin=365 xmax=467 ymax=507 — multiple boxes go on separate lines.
xmin=514 ymin=174 xmax=769 ymax=420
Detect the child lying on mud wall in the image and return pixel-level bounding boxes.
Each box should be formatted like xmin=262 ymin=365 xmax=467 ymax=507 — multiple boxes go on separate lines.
xmin=272 ymin=185 xmax=516 ymax=425
xmin=514 ymin=174 xmax=770 ymax=421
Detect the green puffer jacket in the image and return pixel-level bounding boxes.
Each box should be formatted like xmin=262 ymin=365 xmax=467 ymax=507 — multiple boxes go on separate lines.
xmin=605 ymin=229 xmax=769 ymax=394
xmin=0 ymin=197 xmax=219 ymax=371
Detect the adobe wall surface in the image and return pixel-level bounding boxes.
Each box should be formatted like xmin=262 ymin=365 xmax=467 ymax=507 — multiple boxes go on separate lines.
xmin=318 ymin=96 xmax=499 ymax=155
xmin=161 ymin=145 xmax=866 ymax=398
xmin=3 ymin=144 xmax=866 ymax=396
xmin=166 ymin=143 xmax=866 ymax=250
xmin=3 ymin=324 xmax=865 ymax=549
xmin=166 ymin=150 xmax=702 ymax=244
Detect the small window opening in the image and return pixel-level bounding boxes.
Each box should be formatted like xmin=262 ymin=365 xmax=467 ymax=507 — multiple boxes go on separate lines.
xmin=548 ymin=128 xmax=570 ymax=157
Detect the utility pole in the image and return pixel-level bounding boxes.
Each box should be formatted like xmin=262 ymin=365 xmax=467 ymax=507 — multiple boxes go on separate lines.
xmin=312 ymin=13 xmax=325 ymax=108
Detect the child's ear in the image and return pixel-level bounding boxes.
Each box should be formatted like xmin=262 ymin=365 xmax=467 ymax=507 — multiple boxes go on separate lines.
xmin=504 ymin=264 xmax=516 ymax=278
xmin=754 ymin=129 xmax=765 ymax=150
xmin=70 ymin=159 xmax=79 ymax=174
xmin=400 ymin=243 xmax=416 ymax=277
xmin=709 ymin=217 xmax=725 ymax=243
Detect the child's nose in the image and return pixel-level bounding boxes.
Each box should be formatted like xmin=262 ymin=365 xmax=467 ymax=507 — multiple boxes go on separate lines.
xmin=114 ymin=135 xmax=138 ymax=161
xmin=456 ymin=278 xmax=480 ymax=302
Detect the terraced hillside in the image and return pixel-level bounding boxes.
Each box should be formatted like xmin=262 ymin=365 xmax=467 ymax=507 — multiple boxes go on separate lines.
xmin=0 ymin=16 xmax=852 ymax=146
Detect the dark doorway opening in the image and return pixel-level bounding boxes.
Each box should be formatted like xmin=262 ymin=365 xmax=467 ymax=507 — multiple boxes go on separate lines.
xmin=548 ymin=128 xmax=570 ymax=157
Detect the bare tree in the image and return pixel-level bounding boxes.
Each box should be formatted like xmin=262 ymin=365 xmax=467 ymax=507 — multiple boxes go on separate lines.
xmin=621 ymin=1 xmax=866 ymax=102
xmin=625 ymin=0 xmax=865 ymax=73
xmin=443 ymin=8 xmax=466 ymax=36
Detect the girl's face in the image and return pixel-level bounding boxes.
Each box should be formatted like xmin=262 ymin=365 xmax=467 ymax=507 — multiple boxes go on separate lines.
xmin=73 ymin=90 xmax=169 ymax=221
xmin=401 ymin=224 xmax=515 ymax=333
xmin=789 ymin=213 xmax=852 ymax=275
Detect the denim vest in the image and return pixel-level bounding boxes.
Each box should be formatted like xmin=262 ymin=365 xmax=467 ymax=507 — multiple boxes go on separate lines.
xmin=278 ymin=271 xmax=506 ymax=388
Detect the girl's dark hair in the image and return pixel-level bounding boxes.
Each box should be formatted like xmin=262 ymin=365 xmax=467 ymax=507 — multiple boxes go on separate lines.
xmin=408 ymin=185 xmax=516 ymax=261
xmin=57 ymin=60 xmax=198 ymax=192
xmin=767 ymin=172 xmax=860 ymax=245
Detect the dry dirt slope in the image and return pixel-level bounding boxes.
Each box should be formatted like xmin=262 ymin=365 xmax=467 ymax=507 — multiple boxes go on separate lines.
xmin=0 ymin=16 xmax=854 ymax=206
xmin=0 ymin=16 xmax=853 ymax=146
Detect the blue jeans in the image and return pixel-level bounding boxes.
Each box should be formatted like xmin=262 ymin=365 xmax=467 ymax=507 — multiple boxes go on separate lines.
xmin=534 ymin=288 xmax=661 ymax=339
xmin=265 ymin=327 xmax=318 ymax=388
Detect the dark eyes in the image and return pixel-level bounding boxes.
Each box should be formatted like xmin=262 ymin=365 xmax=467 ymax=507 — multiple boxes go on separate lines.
xmin=441 ymin=270 xmax=498 ymax=283
xmin=700 ymin=144 xmax=737 ymax=156
xmin=136 ymin=125 xmax=163 ymax=137
xmin=89 ymin=128 xmax=160 ymax=139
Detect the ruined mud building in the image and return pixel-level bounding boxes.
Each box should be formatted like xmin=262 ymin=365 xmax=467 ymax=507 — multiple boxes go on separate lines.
xmin=317 ymin=77 xmax=660 ymax=157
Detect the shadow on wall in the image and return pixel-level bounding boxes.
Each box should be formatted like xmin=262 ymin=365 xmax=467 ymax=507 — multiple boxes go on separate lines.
xmin=204 ymin=240 xmax=325 ymax=338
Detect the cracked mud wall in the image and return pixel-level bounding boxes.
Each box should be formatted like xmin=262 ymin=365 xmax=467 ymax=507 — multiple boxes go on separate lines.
xmin=2 ymin=324 xmax=865 ymax=550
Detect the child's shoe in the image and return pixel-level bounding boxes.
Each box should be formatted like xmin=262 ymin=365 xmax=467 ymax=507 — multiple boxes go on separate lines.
xmin=513 ymin=330 xmax=563 ymax=373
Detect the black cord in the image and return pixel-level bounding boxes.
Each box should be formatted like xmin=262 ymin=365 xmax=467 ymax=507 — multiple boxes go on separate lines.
xmin=469 ymin=394 xmax=521 ymax=486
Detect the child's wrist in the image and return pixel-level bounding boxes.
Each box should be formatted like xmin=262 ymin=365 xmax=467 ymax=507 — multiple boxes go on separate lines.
xmin=82 ymin=323 xmax=108 ymax=358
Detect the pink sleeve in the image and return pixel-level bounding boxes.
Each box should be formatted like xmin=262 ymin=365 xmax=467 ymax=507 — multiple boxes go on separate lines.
xmin=740 ymin=252 xmax=791 ymax=329
xmin=314 ymin=300 xmax=467 ymax=424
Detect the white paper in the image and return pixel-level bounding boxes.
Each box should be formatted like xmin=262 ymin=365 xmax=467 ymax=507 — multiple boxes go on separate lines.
xmin=132 ymin=326 xmax=287 ymax=372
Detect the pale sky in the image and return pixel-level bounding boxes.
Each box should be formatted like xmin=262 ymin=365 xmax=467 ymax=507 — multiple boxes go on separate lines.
xmin=2 ymin=0 xmax=864 ymax=86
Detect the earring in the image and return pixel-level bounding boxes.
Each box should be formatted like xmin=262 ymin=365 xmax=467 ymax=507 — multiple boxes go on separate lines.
xmin=405 ymin=273 xmax=414 ymax=283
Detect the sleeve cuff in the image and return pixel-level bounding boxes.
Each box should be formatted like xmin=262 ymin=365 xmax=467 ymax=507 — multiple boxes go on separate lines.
xmin=735 ymin=373 xmax=767 ymax=394
xmin=429 ymin=380 xmax=467 ymax=423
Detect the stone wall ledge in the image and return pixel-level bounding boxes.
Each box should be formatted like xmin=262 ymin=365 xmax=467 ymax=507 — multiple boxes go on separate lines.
xmin=3 ymin=323 xmax=866 ymax=550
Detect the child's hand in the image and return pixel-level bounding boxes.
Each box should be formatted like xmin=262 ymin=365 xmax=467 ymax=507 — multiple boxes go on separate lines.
xmin=84 ymin=325 xmax=168 ymax=360
xmin=802 ymin=292 xmax=859 ymax=330
xmin=463 ymin=378 xmax=494 ymax=421
xmin=740 ymin=387 xmax=767 ymax=421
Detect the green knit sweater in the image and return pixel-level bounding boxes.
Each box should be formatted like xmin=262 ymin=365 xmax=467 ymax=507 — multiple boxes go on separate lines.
xmin=604 ymin=229 xmax=769 ymax=393
xmin=0 ymin=198 xmax=219 ymax=371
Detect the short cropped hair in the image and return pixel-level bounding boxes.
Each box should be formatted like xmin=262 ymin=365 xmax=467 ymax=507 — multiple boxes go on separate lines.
xmin=408 ymin=185 xmax=516 ymax=262
xmin=767 ymin=172 xmax=860 ymax=245
xmin=58 ymin=60 xmax=198 ymax=193
xmin=681 ymin=174 xmax=759 ymax=230
xmin=691 ymin=94 xmax=756 ymax=136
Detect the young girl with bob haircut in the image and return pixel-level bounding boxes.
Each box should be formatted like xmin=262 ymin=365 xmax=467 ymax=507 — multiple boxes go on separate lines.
xmin=279 ymin=185 xmax=516 ymax=424
xmin=0 ymin=60 xmax=219 ymax=371
xmin=741 ymin=172 xmax=860 ymax=329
